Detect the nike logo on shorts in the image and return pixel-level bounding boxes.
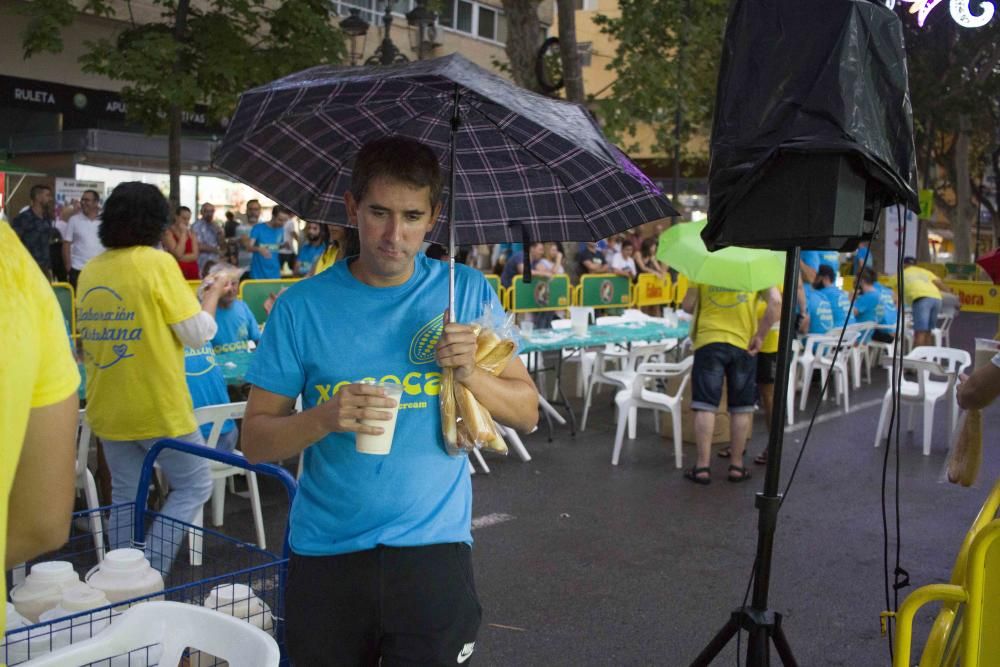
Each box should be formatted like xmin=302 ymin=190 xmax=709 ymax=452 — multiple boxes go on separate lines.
xmin=457 ymin=641 xmax=476 ymax=663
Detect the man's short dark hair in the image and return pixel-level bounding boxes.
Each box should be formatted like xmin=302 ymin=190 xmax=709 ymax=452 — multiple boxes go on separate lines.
xmin=351 ymin=136 xmax=442 ymax=206
xmin=29 ymin=184 xmax=51 ymax=202
xmin=246 ymin=199 xmax=260 ymax=209
xmin=82 ymin=189 xmax=101 ymax=203
xmin=860 ymin=267 xmax=878 ymax=286
xmin=176 ymin=205 xmax=191 ymax=216
xmin=902 ymin=256 xmax=917 ymax=266
xmin=425 ymin=243 xmax=448 ymax=260
xmin=99 ymin=182 xmax=170 ymax=248
xmin=817 ymin=264 xmax=837 ymax=282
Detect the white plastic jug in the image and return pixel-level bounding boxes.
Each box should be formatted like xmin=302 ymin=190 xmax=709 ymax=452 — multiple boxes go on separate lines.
xmin=9 ymin=561 xmax=82 ymax=622
xmin=85 ymin=549 xmax=164 ymax=604
xmin=38 ymin=586 xmax=112 ymax=648
xmin=195 ymin=584 xmax=274 ymax=667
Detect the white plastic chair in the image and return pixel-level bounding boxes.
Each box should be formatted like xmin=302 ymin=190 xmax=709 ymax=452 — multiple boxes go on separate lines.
xmin=21 ymin=600 xmax=279 ymax=667
xmin=193 ymin=402 xmax=266 ymax=550
xmin=611 ymin=357 xmax=693 ymax=467
xmin=798 ymin=332 xmax=858 ymax=413
xmin=75 ymin=410 xmax=106 ymax=560
xmin=873 ymin=346 xmax=971 ymax=456
xmin=786 ymin=339 xmax=802 ymax=426
xmin=551 ymin=318 xmax=596 ymax=398
xmin=845 ymin=322 xmax=877 ymax=387
xmin=581 ymin=340 xmax=675 ymax=432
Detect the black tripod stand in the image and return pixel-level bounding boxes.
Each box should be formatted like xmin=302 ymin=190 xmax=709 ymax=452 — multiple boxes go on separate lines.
xmin=691 ymin=248 xmax=803 ymax=666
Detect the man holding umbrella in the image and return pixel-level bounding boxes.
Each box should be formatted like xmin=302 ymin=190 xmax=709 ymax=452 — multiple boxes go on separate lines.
xmin=241 ymin=137 xmax=539 ymax=665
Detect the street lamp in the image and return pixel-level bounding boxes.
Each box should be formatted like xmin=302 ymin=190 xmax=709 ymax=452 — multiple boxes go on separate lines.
xmin=339 ymin=8 xmax=370 ymax=66
xmin=367 ymin=1 xmax=409 ymax=66
xmin=405 ymin=0 xmax=437 ymax=61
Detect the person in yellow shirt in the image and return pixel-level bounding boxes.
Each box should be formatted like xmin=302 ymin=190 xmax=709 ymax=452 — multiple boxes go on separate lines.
xmin=902 ymin=256 xmax=952 ymax=348
xmin=1 ymin=221 xmax=80 ymax=636
xmin=308 ymin=224 xmax=360 ymax=277
xmin=78 ymin=182 xmax=230 ymax=575
xmin=682 ymin=283 xmax=781 ymax=483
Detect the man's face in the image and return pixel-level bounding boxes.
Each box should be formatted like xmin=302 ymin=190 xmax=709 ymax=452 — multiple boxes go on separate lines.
xmin=271 ymin=211 xmax=290 ymax=228
xmin=81 ymin=193 xmax=100 ymax=217
xmin=586 ymin=242 xmax=597 ymax=253
xmin=305 ymin=223 xmax=322 ymax=242
xmin=529 ymin=243 xmax=545 ymax=262
xmin=201 ymin=205 xmax=215 ymax=222
xmin=246 ymin=202 xmax=262 ymax=224
xmin=34 ymin=188 xmax=53 ymax=214
xmin=219 ymin=278 xmax=238 ymax=306
xmin=622 ymin=244 xmax=634 ymax=258
xmin=345 ymin=175 xmax=439 ymax=286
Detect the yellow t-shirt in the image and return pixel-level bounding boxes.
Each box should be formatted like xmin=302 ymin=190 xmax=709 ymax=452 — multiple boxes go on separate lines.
xmin=312 ymin=244 xmax=340 ymax=276
xmin=78 ymin=246 xmax=201 ymax=440
xmin=1 ymin=221 xmax=80 ymax=636
xmin=692 ymin=283 xmax=758 ymax=351
xmin=903 ymin=266 xmax=942 ymax=303
xmin=758 ymin=298 xmax=780 ymax=354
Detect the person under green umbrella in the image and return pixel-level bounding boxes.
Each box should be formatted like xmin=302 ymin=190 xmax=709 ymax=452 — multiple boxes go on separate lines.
xmin=661 ymin=219 xmax=784 ymax=483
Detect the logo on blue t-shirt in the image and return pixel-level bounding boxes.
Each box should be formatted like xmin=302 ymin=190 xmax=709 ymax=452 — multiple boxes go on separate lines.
xmin=409 ymin=313 xmax=444 ymax=365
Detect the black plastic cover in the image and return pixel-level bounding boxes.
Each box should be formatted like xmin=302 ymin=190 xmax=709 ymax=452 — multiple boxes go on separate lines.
xmin=703 ymin=0 xmax=919 ymax=250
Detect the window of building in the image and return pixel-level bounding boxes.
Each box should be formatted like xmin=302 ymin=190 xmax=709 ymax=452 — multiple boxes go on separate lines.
xmin=578 ymin=41 xmax=592 ymax=67
xmin=478 ymin=6 xmax=496 ymax=40
xmin=456 ymin=1 xmax=474 ymax=32
xmin=438 ymin=1 xmax=508 ymax=44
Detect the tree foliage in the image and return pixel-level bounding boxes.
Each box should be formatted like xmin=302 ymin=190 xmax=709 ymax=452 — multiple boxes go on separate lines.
xmin=21 ymin=0 xmax=346 ymax=133
xmin=592 ymin=0 xmax=728 ymax=166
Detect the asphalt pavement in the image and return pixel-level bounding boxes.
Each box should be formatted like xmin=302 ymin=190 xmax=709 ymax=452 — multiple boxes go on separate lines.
xmin=233 ymin=312 xmax=1000 ymax=666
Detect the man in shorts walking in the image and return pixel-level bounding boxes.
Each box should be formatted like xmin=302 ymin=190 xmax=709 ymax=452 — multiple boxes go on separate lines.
xmin=241 ymin=137 xmax=539 ymax=665
xmin=682 ymin=283 xmax=780 ymax=483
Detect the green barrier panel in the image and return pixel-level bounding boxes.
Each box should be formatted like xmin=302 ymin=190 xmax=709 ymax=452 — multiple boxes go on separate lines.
xmin=484 ymin=274 xmax=501 ymax=296
xmin=509 ymin=274 xmax=571 ymax=312
xmin=945 ymin=263 xmax=977 ymax=279
xmin=238 ymin=279 xmax=299 ymax=325
xmin=52 ymin=282 xmax=75 ymax=335
xmin=578 ymin=274 xmax=633 ymax=309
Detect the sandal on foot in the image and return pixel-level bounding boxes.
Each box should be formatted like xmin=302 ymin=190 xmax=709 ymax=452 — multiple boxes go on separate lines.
xmin=728 ymin=464 xmax=752 ymax=483
xmin=753 ymin=451 xmax=768 ymax=465
xmin=684 ymin=466 xmax=712 ymax=485
xmin=717 ymin=446 xmax=732 ymax=459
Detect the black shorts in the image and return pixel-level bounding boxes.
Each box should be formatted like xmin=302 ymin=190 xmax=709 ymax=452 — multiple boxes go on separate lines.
xmin=756 ymin=352 xmax=778 ymax=385
xmin=285 ymin=543 xmax=482 ymax=666
xmin=691 ymin=343 xmax=757 ymax=413
xmin=279 ymin=252 xmax=296 ymax=270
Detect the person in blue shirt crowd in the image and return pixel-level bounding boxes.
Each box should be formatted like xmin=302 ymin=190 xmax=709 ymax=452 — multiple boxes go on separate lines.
xmin=852 ymin=241 xmax=870 ymax=276
xmin=184 ymin=343 xmax=239 ymax=453
xmin=240 ymin=136 xmax=539 ymax=666
xmin=813 ymin=264 xmax=852 ymax=327
xmin=852 ymin=268 xmax=884 ymax=326
xmin=499 ymin=241 xmax=544 ymax=287
xmin=799 ymin=249 xmax=840 ymax=284
xmin=207 ymin=267 xmax=261 ymax=354
xmin=874 ymin=273 xmax=899 ymax=343
xmin=803 ymin=282 xmax=834 ymax=334
xmin=295 ymin=222 xmax=327 ymax=277
xmin=246 ymin=206 xmax=288 ymax=279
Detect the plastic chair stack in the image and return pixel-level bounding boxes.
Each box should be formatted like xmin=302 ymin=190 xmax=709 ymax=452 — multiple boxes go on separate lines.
xmin=611 ymin=358 xmax=694 ymax=468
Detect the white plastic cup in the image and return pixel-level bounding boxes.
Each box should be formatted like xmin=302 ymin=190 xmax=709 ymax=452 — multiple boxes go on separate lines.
xmin=521 ymin=320 xmax=534 ymax=334
xmin=569 ymin=307 xmax=590 ymax=337
xmin=355 ymin=382 xmax=404 ymax=455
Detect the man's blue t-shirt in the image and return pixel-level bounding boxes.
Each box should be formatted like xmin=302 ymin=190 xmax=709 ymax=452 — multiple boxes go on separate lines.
xmin=249 ymin=223 xmax=284 ymax=279
xmin=853 ymin=246 xmax=870 ymax=275
xmin=212 ymin=299 xmax=261 ymax=354
xmin=877 ymin=283 xmax=899 ymax=328
xmin=297 ymin=243 xmax=325 ymax=276
xmin=185 ymin=344 xmax=235 ymax=440
xmin=245 ymin=254 xmax=504 ymax=556
xmin=805 ymin=285 xmax=834 ymax=334
xmin=853 ymin=289 xmax=884 ymax=324
xmin=819 ymin=285 xmax=851 ymax=327
xmin=500 ymin=251 xmax=525 ymax=287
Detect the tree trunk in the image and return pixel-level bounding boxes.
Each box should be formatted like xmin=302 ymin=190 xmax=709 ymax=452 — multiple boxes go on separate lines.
xmin=556 ymin=0 xmax=584 ymax=104
xmin=169 ymin=0 xmax=191 ymax=210
xmin=501 ymin=0 xmax=544 ymax=93
xmin=993 ymin=146 xmax=1000 ymax=248
xmin=953 ymin=114 xmax=973 ymax=264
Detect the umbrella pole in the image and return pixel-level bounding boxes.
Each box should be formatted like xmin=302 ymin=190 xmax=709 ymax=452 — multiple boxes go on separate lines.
xmin=691 ymin=247 xmax=801 ymax=667
xmin=448 ymin=85 xmax=461 ymax=320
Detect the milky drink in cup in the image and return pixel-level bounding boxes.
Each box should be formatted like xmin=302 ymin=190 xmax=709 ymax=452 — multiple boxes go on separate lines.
xmin=355 ymin=382 xmax=404 ymax=455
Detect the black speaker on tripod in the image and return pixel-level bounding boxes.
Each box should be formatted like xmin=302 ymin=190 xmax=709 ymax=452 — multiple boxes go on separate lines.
xmin=691 ymin=1 xmax=919 ymax=664
xmin=701 ymin=0 xmax=919 ymax=253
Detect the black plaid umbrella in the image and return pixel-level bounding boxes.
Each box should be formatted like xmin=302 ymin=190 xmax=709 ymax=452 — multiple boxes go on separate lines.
xmin=213 ymin=53 xmax=676 ymax=312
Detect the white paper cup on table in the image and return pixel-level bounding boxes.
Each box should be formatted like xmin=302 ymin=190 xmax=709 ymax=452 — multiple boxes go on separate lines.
xmin=569 ymin=307 xmax=590 ymax=337
xmin=355 ymin=382 xmax=404 ymax=455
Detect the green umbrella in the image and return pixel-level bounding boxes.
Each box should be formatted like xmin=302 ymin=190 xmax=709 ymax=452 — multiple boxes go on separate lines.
xmin=657 ymin=219 xmax=785 ymax=292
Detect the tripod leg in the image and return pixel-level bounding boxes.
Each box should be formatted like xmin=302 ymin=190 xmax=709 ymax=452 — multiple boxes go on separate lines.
xmin=690 ymin=616 xmax=741 ymax=667
xmin=772 ymin=621 xmax=798 ymax=667
xmin=747 ymin=625 xmax=770 ymax=666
